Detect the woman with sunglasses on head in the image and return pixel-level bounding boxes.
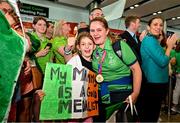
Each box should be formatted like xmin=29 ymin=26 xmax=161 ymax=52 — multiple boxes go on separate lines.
xmin=52 ymin=19 xmax=75 ymax=64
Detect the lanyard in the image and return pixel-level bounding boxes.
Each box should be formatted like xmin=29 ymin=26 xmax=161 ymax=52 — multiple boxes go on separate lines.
xmin=96 ymin=50 xmax=106 ymax=75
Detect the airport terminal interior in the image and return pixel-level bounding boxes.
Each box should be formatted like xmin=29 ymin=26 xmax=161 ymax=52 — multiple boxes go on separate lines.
xmin=0 ymin=0 xmax=180 ymax=122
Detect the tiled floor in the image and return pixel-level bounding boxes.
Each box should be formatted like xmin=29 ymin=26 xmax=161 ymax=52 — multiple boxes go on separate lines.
xmin=160 ymin=106 xmax=180 ymax=122
xmin=160 ymin=112 xmax=180 ymax=122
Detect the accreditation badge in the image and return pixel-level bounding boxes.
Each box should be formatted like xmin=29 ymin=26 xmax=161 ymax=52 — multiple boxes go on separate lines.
xmin=96 ymin=74 xmax=104 ymax=83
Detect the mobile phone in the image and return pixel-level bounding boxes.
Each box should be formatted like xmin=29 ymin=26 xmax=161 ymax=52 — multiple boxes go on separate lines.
xmin=166 ymin=31 xmax=174 ymax=37
xmin=44 ymin=43 xmax=52 ymax=49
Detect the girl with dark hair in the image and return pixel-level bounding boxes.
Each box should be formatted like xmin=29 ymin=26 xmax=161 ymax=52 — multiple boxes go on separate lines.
xmin=27 ymin=16 xmax=53 ymax=122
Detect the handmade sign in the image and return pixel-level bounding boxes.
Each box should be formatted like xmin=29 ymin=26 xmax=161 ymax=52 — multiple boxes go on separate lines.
xmin=40 ymin=62 xmax=98 ymax=120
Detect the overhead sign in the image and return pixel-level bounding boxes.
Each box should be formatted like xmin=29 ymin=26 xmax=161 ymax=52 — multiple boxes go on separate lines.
xmin=19 ymin=3 xmax=49 ymax=18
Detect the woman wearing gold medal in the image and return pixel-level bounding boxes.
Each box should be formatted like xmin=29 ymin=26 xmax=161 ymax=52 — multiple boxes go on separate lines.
xmin=90 ymin=17 xmax=142 ymax=122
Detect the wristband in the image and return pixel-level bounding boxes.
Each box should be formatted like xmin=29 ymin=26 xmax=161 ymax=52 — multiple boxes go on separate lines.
xmin=64 ymin=46 xmax=72 ymax=55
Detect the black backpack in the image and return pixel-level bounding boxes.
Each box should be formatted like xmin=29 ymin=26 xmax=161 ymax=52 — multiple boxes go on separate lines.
xmin=112 ymin=39 xmax=128 ymax=66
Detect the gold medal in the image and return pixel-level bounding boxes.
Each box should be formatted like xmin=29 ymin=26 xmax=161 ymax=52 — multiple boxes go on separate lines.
xmin=96 ymin=74 xmax=104 ymax=83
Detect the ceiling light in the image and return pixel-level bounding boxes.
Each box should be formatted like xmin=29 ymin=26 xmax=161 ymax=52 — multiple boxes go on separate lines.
xmin=153 ymin=13 xmax=157 ymax=15
xmin=157 ymin=11 xmax=162 ymax=14
xmin=134 ymin=4 xmax=139 ymax=7
xmin=130 ymin=6 xmax=134 ymax=9
xmin=172 ymin=18 xmax=176 ymax=20
xmin=177 ymin=17 xmax=180 ymax=19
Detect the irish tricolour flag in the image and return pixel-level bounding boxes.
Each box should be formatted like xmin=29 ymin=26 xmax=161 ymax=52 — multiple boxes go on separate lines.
xmin=40 ymin=56 xmax=98 ymax=120
xmin=0 ymin=8 xmax=26 ymax=122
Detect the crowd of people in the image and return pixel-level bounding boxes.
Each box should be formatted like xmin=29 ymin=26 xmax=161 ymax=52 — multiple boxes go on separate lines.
xmin=0 ymin=0 xmax=180 ymax=122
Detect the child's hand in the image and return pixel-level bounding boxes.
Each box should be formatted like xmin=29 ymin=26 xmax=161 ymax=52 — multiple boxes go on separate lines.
xmin=35 ymin=90 xmax=45 ymax=101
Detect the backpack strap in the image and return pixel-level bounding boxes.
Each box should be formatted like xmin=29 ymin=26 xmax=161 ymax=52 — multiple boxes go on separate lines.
xmin=112 ymin=39 xmax=128 ymax=66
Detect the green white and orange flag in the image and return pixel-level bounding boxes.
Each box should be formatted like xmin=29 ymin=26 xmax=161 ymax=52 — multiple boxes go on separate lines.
xmin=40 ymin=56 xmax=98 ymax=120
xmin=0 ymin=0 xmax=26 ymax=121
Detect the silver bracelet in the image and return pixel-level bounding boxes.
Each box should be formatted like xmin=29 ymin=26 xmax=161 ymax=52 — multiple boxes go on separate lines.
xmin=64 ymin=46 xmax=72 ymax=55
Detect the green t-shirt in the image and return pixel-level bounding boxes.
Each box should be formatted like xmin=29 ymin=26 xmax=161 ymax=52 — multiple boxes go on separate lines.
xmin=52 ymin=36 xmax=67 ymax=64
xmin=175 ymin=51 xmax=180 ymax=73
xmin=170 ymin=50 xmax=176 ymax=73
xmin=170 ymin=49 xmax=176 ymax=58
xmin=92 ymin=38 xmax=137 ymax=81
xmin=31 ymin=32 xmax=53 ymax=74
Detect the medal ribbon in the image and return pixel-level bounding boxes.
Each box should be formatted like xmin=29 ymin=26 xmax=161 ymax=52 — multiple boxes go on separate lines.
xmin=97 ymin=50 xmax=106 ymax=75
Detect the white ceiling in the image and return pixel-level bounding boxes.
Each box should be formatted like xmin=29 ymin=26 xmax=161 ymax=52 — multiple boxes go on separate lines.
xmin=57 ymin=0 xmax=94 ymax=8
xmin=47 ymin=0 xmax=180 ymax=29
xmin=123 ymin=0 xmax=180 ymax=29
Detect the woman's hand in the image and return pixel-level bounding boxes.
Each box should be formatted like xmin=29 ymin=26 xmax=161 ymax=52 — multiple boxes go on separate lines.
xmin=166 ymin=34 xmax=178 ymax=57
xmin=67 ymin=37 xmax=76 ymax=48
xmin=35 ymin=47 xmax=50 ymax=57
xmin=124 ymin=92 xmax=139 ymax=104
xmin=166 ymin=34 xmax=178 ymax=49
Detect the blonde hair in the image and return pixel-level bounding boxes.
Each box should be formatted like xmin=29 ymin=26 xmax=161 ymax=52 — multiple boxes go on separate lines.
xmin=53 ymin=19 xmax=66 ymax=38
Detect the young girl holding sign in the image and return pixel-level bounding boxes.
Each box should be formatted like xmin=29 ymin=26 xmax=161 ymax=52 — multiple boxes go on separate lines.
xmin=68 ymin=32 xmax=96 ymax=71
xmin=66 ymin=32 xmax=96 ymax=123
xmin=40 ymin=32 xmax=96 ymax=122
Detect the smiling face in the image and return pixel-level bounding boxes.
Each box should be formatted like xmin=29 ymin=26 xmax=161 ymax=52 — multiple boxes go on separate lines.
xmin=90 ymin=21 xmax=109 ymax=48
xmin=0 ymin=1 xmax=13 ymax=11
xmin=149 ymin=18 xmax=163 ymax=37
xmin=0 ymin=1 xmax=18 ymax=26
xmin=33 ymin=19 xmax=47 ymax=34
xmin=92 ymin=9 xmax=103 ymax=19
xmin=5 ymin=11 xmax=16 ymax=26
xmin=90 ymin=9 xmax=104 ymax=20
xmin=78 ymin=37 xmax=95 ymax=61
